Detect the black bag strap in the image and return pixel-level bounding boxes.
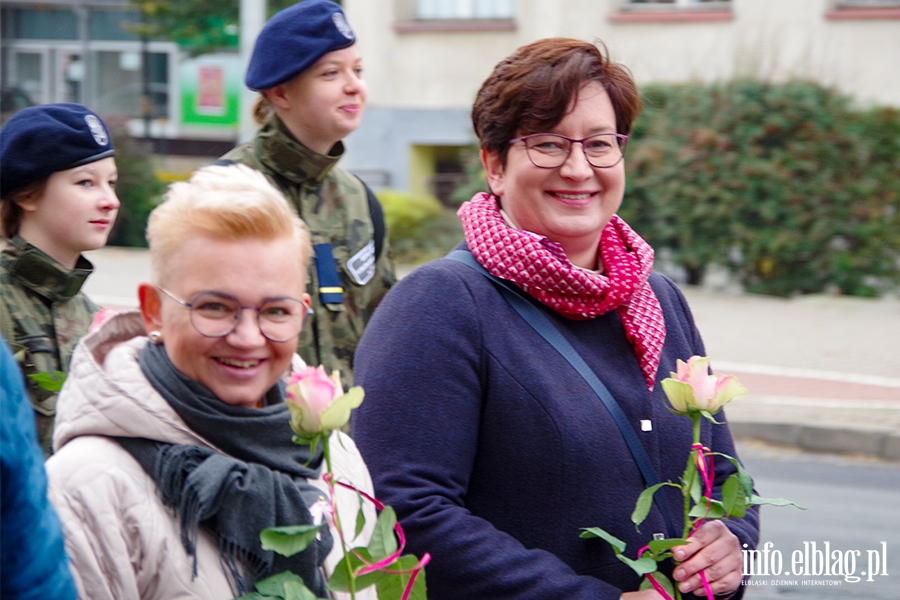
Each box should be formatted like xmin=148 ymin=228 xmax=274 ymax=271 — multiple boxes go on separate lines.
xmin=447 ymin=249 xmax=678 ymax=538
xmin=356 ymin=177 xmax=385 ymax=263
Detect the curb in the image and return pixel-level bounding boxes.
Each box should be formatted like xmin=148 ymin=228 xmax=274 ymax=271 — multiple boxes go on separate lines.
xmin=730 ymin=421 xmax=900 ymax=462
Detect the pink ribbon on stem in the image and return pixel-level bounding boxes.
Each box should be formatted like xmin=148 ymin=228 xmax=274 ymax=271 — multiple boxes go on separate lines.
xmin=638 ymin=544 xmax=675 ymax=600
xmin=641 ymin=445 xmax=716 ymax=599
xmin=323 ymin=473 xmax=431 ymax=600
xmin=690 ymin=443 xmax=715 ymax=600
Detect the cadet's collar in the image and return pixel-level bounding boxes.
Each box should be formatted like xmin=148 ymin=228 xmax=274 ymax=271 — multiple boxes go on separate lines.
xmin=4 ymin=236 xmax=94 ymax=302
xmin=256 ymin=115 xmax=343 ymax=186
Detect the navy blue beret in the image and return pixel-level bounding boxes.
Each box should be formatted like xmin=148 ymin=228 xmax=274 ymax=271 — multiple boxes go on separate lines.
xmin=0 ymin=103 xmax=115 ymax=198
xmin=245 ymin=0 xmax=356 ymax=91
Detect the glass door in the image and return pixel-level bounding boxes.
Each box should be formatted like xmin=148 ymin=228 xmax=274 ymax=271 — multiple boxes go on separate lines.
xmin=10 ymin=49 xmax=49 ymax=104
xmin=55 ymin=51 xmax=84 ymax=104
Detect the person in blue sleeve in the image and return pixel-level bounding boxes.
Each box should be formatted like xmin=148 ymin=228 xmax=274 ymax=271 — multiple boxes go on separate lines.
xmin=1 ymin=340 xmax=76 ymax=600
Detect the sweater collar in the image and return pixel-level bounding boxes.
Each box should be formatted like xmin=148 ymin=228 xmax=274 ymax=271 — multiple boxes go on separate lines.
xmin=3 ymin=236 xmax=93 ymax=301
xmin=254 ymin=115 xmax=343 ymax=186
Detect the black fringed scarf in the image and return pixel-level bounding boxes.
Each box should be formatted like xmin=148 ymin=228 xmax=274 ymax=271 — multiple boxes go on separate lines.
xmin=117 ymin=341 xmax=333 ymax=597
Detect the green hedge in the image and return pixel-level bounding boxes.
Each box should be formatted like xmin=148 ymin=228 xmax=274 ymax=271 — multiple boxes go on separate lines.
xmin=377 ymin=189 xmax=463 ymax=265
xmin=107 ymin=133 xmax=166 ymax=248
xmin=620 ymin=81 xmax=900 ymax=297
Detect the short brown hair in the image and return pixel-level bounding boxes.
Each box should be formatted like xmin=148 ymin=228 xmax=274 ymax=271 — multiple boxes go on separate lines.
xmin=1 ymin=178 xmax=48 ymax=239
xmin=472 ymin=38 xmax=642 ymax=165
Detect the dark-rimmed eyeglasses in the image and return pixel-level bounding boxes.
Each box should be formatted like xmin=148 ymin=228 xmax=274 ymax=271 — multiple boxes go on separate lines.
xmin=157 ymin=288 xmax=308 ymax=342
xmin=509 ymin=132 xmax=628 ymax=169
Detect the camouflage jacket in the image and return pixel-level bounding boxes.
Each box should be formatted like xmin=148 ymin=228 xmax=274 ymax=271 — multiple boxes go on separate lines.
xmin=0 ymin=236 xmax=98 ymax=456
xmin=222 ymin=115 xmax=396 ymax=388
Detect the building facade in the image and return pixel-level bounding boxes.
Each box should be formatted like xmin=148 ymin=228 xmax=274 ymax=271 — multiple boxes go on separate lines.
xmin=1 ymin=0 xmax=247 ymax=147
xmin=342 ymin=0 xmax=900 ymax=199
xmin=1 ymin=0 xmax=179 ymax=128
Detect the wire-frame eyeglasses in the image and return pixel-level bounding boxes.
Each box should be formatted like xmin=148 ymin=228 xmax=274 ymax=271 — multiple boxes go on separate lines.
xmin=508 ymin=132 xmax=629 ymax=169
xmin=157 ymin=288 xmax=309 ymax=342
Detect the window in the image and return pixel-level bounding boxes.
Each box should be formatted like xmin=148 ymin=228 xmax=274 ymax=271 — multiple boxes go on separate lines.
xmin=624 ymin=0 xmax=731 ymax=7
xmin=826 ymin=0 xmax=900 ymax=19
xmin=1 ymin=8 xmax=78 ymax=40
xmin=612 ymin=0 xmax=733 ymax=22
xmin=835 ymin=0 xmax=900 ymax=6
xmin=416 ymin=0 xmax=516 ymax=20
xmin=396 ymin=0 xmax=516 ymax=32
xmin=89 ymin=9 xmax=142 ymax=42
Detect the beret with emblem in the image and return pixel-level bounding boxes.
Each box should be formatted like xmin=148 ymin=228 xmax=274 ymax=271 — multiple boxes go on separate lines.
xmin=0 ymin=102 xmax=115 ymax=198
xmin=245 ymin=0 xmax=356 ymax=91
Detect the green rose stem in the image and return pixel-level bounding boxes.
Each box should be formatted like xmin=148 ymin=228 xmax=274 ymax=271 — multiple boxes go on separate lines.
xmin=684 ymin=413 xmax=702 ymax=540
xmin=285 ymin=374 xmax=428 ymax=599
xmin=649 ymin=414 xmax=706 ymax=600
xmin=322 ymin=434 xmax=358 ymax=600
xmin=678 ymin=412 xmax=715 ymax=600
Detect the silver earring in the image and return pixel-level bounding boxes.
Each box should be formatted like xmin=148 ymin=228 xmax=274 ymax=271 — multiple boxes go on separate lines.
xmin=148 ymin=331 xmax=163 ymax=344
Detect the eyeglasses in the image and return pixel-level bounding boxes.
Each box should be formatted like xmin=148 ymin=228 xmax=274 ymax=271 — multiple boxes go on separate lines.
xmin=509 ymin=132 xmax=628 ymax=169
xmin=157 ymin=288 xmax=308 ymax=342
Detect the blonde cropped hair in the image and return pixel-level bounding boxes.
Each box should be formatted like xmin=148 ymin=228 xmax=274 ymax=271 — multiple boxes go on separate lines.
xmin=146 ymin=163 xmax=311 ymax=284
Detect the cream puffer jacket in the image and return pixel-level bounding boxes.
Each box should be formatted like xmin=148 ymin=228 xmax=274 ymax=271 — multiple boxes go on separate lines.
xmin=45 ymin=312 xmax=377 ymax=600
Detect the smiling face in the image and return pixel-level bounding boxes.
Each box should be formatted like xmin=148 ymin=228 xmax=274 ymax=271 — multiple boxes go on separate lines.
xmin=140 ymin=235 xmax=310 ymax=408
xmin=268 ymin=45 xmax=367 ymax=154
xmin=481 ymin=82 xmax=626 ymax=270
xmin=15 ymin=157 xmax=119 ymax=268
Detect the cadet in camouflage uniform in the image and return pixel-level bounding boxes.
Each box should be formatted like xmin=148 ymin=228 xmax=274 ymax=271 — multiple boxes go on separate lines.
xmin=222 ymin=0 xmax=394 ymax=389
xmin=0 ymin=104 xmax=118 ymax=456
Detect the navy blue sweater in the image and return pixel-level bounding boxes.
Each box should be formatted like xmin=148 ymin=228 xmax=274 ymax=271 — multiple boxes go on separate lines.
xmin=353 ymin=255 xmax=759 ymax=599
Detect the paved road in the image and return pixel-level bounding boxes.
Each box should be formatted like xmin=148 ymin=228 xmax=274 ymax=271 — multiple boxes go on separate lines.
xmin=737 ymin=442 xmax=900 ymax=599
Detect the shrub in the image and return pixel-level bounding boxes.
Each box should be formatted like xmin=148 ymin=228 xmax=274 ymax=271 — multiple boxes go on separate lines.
xmin=107 ymin=132 xmax=167 ymax=247
xmin=377 ymin=189 xmax=463 ymax=265
xmin=620 ymin=81 xmax=900 ymax=296
xmin=448 ymin=146 xmax=488 ymax=206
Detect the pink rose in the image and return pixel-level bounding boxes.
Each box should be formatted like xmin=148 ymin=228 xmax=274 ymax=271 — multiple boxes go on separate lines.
xmin=285 ymin=366 xmax=363 ymax=434
xmin=660 ymin=356 xmax=748 ymax=415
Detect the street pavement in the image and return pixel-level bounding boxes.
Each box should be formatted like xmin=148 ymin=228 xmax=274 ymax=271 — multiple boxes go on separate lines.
xmin=681 ymin=288 xmax=900 ymax=461
xmin=83 ymin=247 xmax=900 ymax=461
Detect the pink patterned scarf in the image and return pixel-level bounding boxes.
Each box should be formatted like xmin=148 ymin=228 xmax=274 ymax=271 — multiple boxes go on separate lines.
xmin=458 ymin=192 xmax=666 ymax=390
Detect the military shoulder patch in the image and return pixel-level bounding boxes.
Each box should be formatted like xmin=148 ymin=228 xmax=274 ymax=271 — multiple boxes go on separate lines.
xmin=347 ymin=240 xmax=375 ymax=285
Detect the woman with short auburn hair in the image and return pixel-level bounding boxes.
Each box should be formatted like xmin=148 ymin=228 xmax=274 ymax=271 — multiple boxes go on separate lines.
xmin=472 ymin=37 xmax=642 ymax=163
xmin=352 ymin=38 xmax=758 ymax=599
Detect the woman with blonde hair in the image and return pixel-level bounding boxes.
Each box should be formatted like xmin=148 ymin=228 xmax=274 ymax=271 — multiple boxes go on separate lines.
xmin=46 ymin=164 xmax=374 ymax=599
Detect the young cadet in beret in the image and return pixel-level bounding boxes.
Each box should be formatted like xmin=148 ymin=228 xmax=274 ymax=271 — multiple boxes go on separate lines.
xmin=0 ymin=103 xmax=119 ymax=457
xmin=221 ymin=0 xmax=395 ymax=390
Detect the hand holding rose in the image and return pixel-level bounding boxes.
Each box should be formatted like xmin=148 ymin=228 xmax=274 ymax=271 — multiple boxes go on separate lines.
xmin=672 ymin=521 xmax=742 ymax=597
